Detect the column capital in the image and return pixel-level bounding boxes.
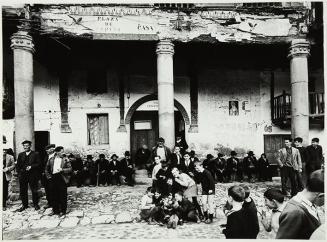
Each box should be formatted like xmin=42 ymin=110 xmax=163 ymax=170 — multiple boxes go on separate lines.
xmin=288 ymin=39 xmax=310 ymax=59
xmin=10 ymin=31 xmax=35 ymax=54
xmin=156 ymin=39 xmax=174 ymax=55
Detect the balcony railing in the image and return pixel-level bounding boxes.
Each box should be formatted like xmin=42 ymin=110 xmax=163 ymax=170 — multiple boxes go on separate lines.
xmin=272 ymin=91 xmax=324 ymax=125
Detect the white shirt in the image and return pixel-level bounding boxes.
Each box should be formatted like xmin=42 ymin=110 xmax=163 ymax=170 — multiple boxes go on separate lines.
xmin=140 ymin=195 xmax=153 ymax=210
xmin=157 ymin=147 xmax=166 ymax=160
xmin=176 ymin=173 xmax=195 ymax=188
xmin=152 ymin=164 xmax=162 ymax=180
xmin=48 ymin=153 xmax=55 ymax=161
xmin=53 ymin=157 xmax=62 ymax=174
xmin=185 ymin=159 xmax=190 ymax=167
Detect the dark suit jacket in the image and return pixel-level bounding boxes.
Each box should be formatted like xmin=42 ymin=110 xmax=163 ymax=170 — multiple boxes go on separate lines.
xmin=306 ymin=145 xmax=323 ymax=167
xmin=108 ymin=160 xmax=121 ymax=174
xmin=45 ymin=155 xmax=72 ymax=184
xmin=276 ymin=199 xmax=321 ymax=239
xmin=120 ymin=158 xmax=135 ymax=176
xmin=170 ymin=153 xmax=184 ymax=169
xmin=16 ymin=151 xmax=41 ymax=178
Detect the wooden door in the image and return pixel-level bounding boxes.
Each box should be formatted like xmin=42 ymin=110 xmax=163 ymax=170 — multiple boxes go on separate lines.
xmin=131 ymin=111 xmax=158 ymax=158
xmin=264 ymin=134 xmax=291 ymax=165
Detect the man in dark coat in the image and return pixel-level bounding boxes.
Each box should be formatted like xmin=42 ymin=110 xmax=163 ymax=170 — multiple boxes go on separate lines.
xmin=180 ymin=152 xmax=196 ymax=180
xmin=225 ymin=151 xmax=238 ymax=182
xmin=155 ymin=160 xmax=173 ymax=196
xmin=96 ymin=154 xmax=110 ymax=186
xmin=87 ymin=155 xmax=98 ymax=186
xmin=45 ymin=146 xmax=72 ymax=216
xmin=108 ymin=154 xmax=121 ymax=185
xmin=120 ymin=151 xmax=135 ymax=186
xmin=306 ymin=138 xmax=323 ymax=176
xmin=175 ymin=136 xmax=188 ymax=155
xmin=41 ymin=144 xmax=56 ymax=209
xmin=243 ymin=151 xmax=258 ymax=182
xmin=294 ymin=137 xmax=308 ymax=190
xmin=150 ymin=137 xmax=172 ymax=164
xmin=276 ymin=169 xmax=324 ymax=239
xmin=70 ymin=154 xmax=84 ymax=187
xmin=135 ymin=144 xmax=151 ymax=169
xmin=170 ymin=146 xmax=184 ymax=170
xmin=212 ymin=153 xmax=226 ymax=182
xmin=16 ymin=140 xmax=41 ymax=212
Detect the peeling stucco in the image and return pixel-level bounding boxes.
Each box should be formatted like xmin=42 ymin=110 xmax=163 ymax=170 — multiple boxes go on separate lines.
xmin=34 ymin=5 xmax=311 ymax=43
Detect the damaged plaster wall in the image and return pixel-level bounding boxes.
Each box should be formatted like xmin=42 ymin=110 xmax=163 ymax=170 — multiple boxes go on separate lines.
xmin=37 ymin=5 xmax=310 ymax=43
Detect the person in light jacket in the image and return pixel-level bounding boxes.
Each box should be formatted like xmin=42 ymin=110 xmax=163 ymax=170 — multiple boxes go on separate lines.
xmin=276 ymin=138 xmax=302 ymax=197
xmin=3 ymin=148 xmax=15 ymax=210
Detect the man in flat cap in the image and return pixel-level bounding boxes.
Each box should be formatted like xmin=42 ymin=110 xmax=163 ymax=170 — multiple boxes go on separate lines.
xmin=41 ymin=144 xmax=56 ymax=209
xmin=16 ymin=140 xmax=41 ymax=212
xmin=45 ymin=146 xmax=72 ymax=216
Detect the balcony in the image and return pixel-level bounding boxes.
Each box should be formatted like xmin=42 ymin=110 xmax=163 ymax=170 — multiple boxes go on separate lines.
xmin=272 ymin=91 xmax=324 ymax=127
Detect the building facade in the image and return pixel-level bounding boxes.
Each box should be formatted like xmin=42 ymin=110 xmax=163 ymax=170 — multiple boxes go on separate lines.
xmin=2 ymin=3 xmax=325 ymax=163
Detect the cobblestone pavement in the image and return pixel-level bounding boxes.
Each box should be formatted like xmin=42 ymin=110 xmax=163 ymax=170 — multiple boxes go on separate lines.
xmin=2 ymin=181 xmax=325 ymax=240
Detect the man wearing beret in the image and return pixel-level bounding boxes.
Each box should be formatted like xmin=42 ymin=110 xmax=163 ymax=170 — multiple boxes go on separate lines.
xmin=41 ymin=144 xmax=56 ymax=209
xmin=16 ymin=140 xmax=41 ymax=212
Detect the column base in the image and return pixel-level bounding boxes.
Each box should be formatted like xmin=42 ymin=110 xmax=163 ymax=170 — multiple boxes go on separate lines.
xmin=188 ymin=124 xmax=199 ymax=133
xmin=60 ymin=123 xmax=72 ymax=133
xmin=117 ymin=124 xmax=127 ymax=132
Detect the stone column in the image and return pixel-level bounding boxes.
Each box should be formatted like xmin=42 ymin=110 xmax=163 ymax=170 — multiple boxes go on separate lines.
xmin=11 ymin=30 xmax=35 ymax=153
xmin=156 ymin=40 xmax=175 ymax=149
xmin=288 ymin=39 xmax=310 ymax=145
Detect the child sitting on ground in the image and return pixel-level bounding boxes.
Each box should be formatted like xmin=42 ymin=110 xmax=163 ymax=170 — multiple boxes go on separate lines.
xmin=139 ymin=187 xmax=155 ymax=222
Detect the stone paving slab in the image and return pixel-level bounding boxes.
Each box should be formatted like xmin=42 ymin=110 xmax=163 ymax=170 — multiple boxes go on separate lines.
xmin=2 ymin=181 xmax=325 ymax=240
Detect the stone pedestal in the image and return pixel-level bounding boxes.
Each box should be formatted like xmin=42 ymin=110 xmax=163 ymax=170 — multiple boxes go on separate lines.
xmin=156 ymin=40 xmax=175 ymax=149
xmin=288 ymin=39 xmax=310 ymax=145
xmin=11 ymin=30 xmax=35 ymax=153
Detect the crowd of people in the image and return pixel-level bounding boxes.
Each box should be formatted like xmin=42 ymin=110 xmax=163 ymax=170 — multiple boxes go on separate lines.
xmin=2 ymin=135 xmax=324 ymax=239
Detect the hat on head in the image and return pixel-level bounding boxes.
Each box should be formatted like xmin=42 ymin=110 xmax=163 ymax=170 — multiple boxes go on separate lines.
xmin=124 ymin=151 xmax=131 ymax=157
xmin=111 ymin=154 xmax=118 ymax=159
xmin=86 ymin=154 xmax=93 ymax=159
xmin=99 ymin=154 xmax=105 ymax=158
xmin=54 ymin=146 xmax=64 ymax=152
xmin=45 ymin=144 xmax=55 ymax=150
xmin=161 ymin=160 xmax=169 ymax=167
xmin=218 ymin=153 xmax=224 ymax=158
xmin=206 ymin=154 xmax=214 ymax=159
xmin=158 ymin=137 xmax=165 ymax=143
xmin=22 ymin=140 xmax=32 ymax=145
xmin=248 ymin=151 xmax=254 ymax=156
xmin=231 ymin=151 xmax=237 ymax=156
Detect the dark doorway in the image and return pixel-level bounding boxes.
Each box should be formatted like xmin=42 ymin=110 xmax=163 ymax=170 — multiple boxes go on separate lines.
xmin=130 ymin=110 xmax=185 ymax=158
xmin=35 ymin=131 xmax=50 ymax=163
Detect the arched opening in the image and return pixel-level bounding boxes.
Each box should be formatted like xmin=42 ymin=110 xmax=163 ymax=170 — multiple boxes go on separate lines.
xmin=125 ymin=94 xmax=190 ymax=160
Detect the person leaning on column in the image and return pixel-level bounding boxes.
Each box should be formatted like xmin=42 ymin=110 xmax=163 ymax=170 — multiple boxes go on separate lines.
xmin=45 ymin=146 xmax=72 ymax=217
xmin=15 ymin=140 xmax=41 ymax=212
xmin=3 ymin=147 xmax=15 ymax=210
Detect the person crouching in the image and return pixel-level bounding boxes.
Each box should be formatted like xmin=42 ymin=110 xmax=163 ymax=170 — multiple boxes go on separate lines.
xmin=45 ymin=146 xmax=72 ymax=217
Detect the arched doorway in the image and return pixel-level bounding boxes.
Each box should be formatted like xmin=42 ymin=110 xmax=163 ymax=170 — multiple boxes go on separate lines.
xmin=125 ymin=94 xmax=190 ymax=159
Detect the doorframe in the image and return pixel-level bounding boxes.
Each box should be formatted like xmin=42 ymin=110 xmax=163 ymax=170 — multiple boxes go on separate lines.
xmin=125 ymin=94 xmax=190 ymax=152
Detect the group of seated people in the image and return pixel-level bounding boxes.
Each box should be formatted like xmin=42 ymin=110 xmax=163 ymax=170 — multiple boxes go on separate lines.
xmin=67 ymin=151 xmax=135 ymax=187
xmin=146 ymin=145 xmax=272 ymax=184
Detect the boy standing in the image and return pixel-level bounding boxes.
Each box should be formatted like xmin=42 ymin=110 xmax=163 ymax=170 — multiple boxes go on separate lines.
xmin=194 ymin=161 xmax=215 ymax=224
